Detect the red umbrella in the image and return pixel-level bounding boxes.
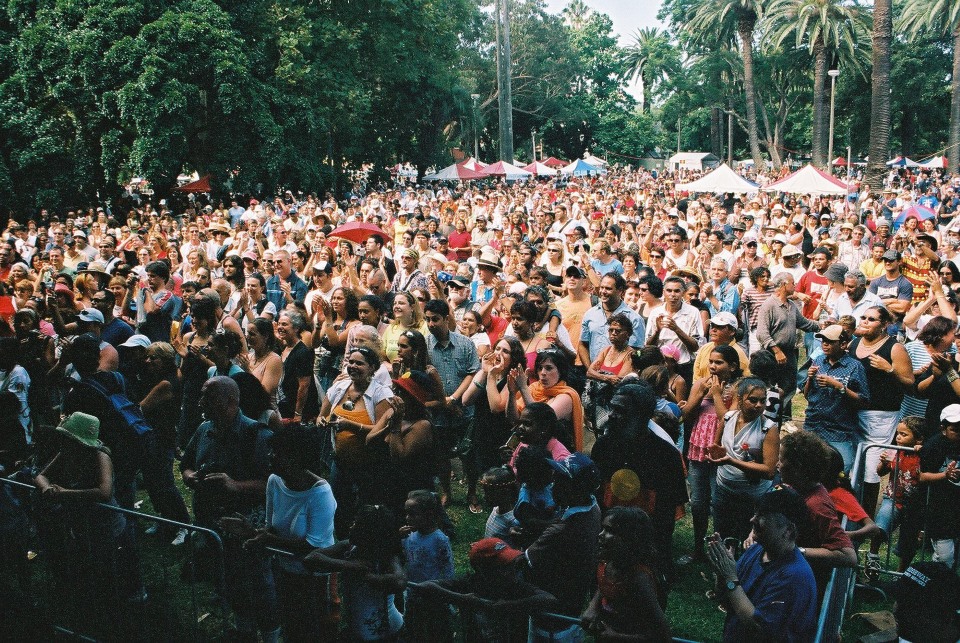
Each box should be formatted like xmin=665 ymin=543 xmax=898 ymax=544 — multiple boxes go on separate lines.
xmin=328 ymin=221 xmax=388 ymax=245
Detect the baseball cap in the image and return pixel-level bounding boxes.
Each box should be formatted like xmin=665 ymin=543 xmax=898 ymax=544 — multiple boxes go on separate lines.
xmin=448 ymin=276 xmax=470 ymax=289
xmin=402 ymin=248 xmax=420 ymax=261
xmin=566 ymin=265 xmax=587 ymax=278
xmin=881 ymin=249 xmax=901 ymax=262
xmin=940 ymin=404 xmax=960 ymax=424
xmin=755 ymin=485 xmax=809 ymax=527
xmin=815 ymin=324 xmax=847 ymax=342
xmin=709 ymin=312 xmax=739 ymax=329
xmin=78 ymin=308 xmax=104 ymax=324
xmin=547 ymin=453 xmax=601 ymax=495
xmin=807 ymin=246 xmax=833 ymax=259
xmin=469 ymin=538 xmax=523 ymax=568
xmin=120 ymin=334 xmax=151 ymax=349
xmin=312 ymin=261 xmax=334 ymax=274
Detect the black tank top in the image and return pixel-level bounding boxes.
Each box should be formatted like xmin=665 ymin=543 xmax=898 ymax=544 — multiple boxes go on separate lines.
xmin=849 ymin=336 xmax=903 ymax=411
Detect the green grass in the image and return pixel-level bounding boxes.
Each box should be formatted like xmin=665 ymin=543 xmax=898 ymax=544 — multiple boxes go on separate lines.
xmin=35 ymin=385 xmax=891 ymax=641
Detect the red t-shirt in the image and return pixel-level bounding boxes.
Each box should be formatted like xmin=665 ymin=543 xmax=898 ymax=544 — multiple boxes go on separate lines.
xmin=796 ymin=270 xmax=829 ymax=319
xmin=827 ymin=487 xmax=868 ymax=523
xmin=448 ymin=231 xmax=471 ymax=259
xmin=798 ymin=484 xmax=854 ymax=551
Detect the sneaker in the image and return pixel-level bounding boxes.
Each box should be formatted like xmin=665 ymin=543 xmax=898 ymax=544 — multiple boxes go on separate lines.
xmin=865 ymin=552 xmax=882 ymax=582
xmin=144 ymin=524 xmax=159 ymax=536
xmin=171 ymin=528 xmax=189 ymax=546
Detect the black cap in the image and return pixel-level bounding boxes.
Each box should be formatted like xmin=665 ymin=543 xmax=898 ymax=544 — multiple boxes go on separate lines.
xmin=756 ymin=485 xmax=808 ymax=527
xmin=565 ymin=265 xmax=587 ymax=278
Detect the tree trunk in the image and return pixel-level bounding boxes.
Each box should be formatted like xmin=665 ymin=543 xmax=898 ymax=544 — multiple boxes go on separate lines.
xmin=496 ymin=0 xmax=515 ymax=163
xmin=866 ymin=0 xmax=892 ymax=191
xmin=949 ymin=28 xmax=960 ymax=173
xmin=711 ymin=106 xmax=722 ymax=157
xmin=811 ymin=39 xmax=828 ymax=168
xmin=738 ymin=20 xmax=763 ymax=169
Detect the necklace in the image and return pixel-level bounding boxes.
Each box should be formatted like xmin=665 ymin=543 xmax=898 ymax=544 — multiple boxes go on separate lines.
xmin=857 ymin=334 xmax=888 ymax=357
xmin=341 ymin=384 xmax=366 ymax=411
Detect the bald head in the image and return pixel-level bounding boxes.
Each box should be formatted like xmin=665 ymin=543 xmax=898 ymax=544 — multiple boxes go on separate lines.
xmin=200 ymin=376 xmax=240 ymax=425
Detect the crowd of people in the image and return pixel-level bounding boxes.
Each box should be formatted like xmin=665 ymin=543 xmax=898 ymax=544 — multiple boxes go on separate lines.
xmin=1 ymin=163 xmax=960 ymax=641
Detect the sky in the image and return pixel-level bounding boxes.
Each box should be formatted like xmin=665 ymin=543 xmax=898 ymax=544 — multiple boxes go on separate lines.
xmin=540 ymin=0 xmax=666 ymax=98
xmin=541 ymin=0 xmax=666 ymax=46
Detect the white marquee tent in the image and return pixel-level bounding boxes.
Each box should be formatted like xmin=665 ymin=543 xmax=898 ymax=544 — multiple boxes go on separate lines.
xmin=675 ymin=163 xmax=759 ymax=194
xmin=761 ymin=164 xmax=851 ymax=196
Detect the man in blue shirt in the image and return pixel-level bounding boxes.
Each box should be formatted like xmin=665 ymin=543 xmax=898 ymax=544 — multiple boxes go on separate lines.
xmin=227 ymin=199 xmax=246 ymax=228
xmin=578 ymin=273 xmax=646 ymax=365
xmin=803 ymin=324 xmax=870 ymax=470
xmin=265 ymin=249 xmax=308 ymax=311
xmin=708 ymin=485 xmax=817 ymax=643
xmin=588 ymin=240 xmax=623 ymax=278
xmin=702 ymin=256 xmax=740 ymax=316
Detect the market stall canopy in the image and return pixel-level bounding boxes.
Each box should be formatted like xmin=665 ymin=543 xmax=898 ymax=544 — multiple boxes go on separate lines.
xmin=422 ymin=162 xmax=487 ymax=181
xmin=459 ymin=157 xmax=488 ymax=171
xmin=172 ymin=175 xmax=212 ymax=193
xmin=831 ymin=157 xmax=848 ymax=166
xmin=675 ymin=163 xmax=759 ymax=194
xmin=918 ymin=155 xmax=947 ymax=169
xmin=542 ymin=157 xmax=567 ymax=168
xmin=583 ymin=153 xmax=608 ymax=167
xmin=560 ymin=159 xmax=603 ymax=176
xmin=886 ymin=155 xmax=920 ymax=168
xmin=522 ymin=161 xmax=560 ymax=177
xmin=761 ymin=164 xmax=851 ymax=196
xmin=481 ymin=160 xmax=533 ymax=180
xmin=668 ymin=152 xmax=720 ymax=171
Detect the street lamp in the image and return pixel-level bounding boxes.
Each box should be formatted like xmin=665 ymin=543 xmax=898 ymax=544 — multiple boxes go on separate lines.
xmin=827 ymin=69 xmax=840 ymax=172
xmin=471 ymin=94 xmax=480 ymax=160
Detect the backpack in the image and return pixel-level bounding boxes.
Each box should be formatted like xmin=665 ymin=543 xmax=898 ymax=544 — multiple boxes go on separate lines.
xmin=80 ymin=372 xmax=154 ymax=437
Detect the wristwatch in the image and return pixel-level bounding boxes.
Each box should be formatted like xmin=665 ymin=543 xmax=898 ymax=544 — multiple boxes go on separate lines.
xmin=724 ymin=579 xmax=741 ymax=592
xmin=838 ymin=385 xmax=847 ymax=396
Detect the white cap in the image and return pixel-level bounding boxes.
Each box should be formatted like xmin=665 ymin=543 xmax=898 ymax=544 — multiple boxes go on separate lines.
xmin=120 ymin=334 xmax=151 ymax=349
xmin=709 ymin=311 xmax=739 ymax=329
xmin=941 ymin=404 xmax=960 ymax=424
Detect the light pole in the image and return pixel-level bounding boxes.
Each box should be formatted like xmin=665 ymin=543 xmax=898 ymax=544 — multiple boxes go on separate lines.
xmin=471 ymin=94 xmax=480 ymax=160
xmin=827 ymin=69 xmax=840 ymax=172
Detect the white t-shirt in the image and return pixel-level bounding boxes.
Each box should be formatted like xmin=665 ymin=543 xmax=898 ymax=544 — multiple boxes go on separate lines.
xmin=266 ymin=474 xmax=336 ymax=574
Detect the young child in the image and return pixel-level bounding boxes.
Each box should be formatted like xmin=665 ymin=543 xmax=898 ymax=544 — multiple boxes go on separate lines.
xmin=822 ymin=446 xmax=883 ymax=544
xmin=869 ymin=416 xmax=924 ymax=574
xmin=303 ymin=505 xmax=406 ymax=641
xmin=511 ymin=445 xmax=558 ymax=547
xmin=400 ymin=490 xmax=454 ymax=641
xmin=919 ymin=405 xmax=960 ymax=569
xmin=580 ymin=507 xmax=672 ymax=641
xmin=479 ymin=466 xmax=520 ymax=542
xmin=415 ymin=538 xmax=558 ymax=643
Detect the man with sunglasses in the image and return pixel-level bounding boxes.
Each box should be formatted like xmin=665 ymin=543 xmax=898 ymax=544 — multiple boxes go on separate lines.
xmin=802 ymin=325 xmax=869 ymax=469
xmin=868 ymin=249 xmax=913 ymax=316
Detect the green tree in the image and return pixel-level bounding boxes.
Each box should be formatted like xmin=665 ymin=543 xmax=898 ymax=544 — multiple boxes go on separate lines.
xmin=622 ymin=27 xmax=681 ymax=112
xmin=899 ymin=0 xmax=960 ymax=172
xmin=867 ymin=0 xmax=893 ymax=188
xmin=766 ymin=0 xmax=868 ymax=168
xmin=686 ymin=0 xmax=767 ymax=169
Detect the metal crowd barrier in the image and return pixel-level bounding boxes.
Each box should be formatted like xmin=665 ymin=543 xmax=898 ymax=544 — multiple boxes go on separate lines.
xmin=813 ymin=441 xmax=936 ymax=642
xmin=0 ymin=474 xmax=228 ymax=641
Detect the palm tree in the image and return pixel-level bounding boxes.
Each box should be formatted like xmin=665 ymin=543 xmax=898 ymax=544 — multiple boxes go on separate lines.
xmin=767 ymin=0 xmax=868 ymax=168
xmin=622 ymin=27 xmax=680 ymax=112
xmin=562 ymin=0 xmax=590 ymax=30
xmin=687 ymin=0 xmax=766 ymax=169
xmin=900 ymin=0 xmax=960 ymax=172
xmin=866 ymin=0 xmax=892 ymax=190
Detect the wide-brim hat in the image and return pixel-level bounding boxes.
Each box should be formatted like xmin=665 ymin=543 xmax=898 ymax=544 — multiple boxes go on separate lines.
xmin=207 ymin=222 xmax=231 ymax=235
xmin=916 ymin=232 xmax=939 ymax=252
xmin=56 ymin=412 xmax=103 ymax=450
xmin=476 ymin=250 xmax=501 ymax=271
xmin=78 ymin=261 xmax=111 ymax=278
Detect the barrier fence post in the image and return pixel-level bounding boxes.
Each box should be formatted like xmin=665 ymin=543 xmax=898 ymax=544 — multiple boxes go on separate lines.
xmin=1 ymin=474 xmax=228 ymax=640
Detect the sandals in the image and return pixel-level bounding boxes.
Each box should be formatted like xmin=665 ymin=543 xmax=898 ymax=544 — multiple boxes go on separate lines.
xmin=467 ymin=497 xmax=485 ymax=514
